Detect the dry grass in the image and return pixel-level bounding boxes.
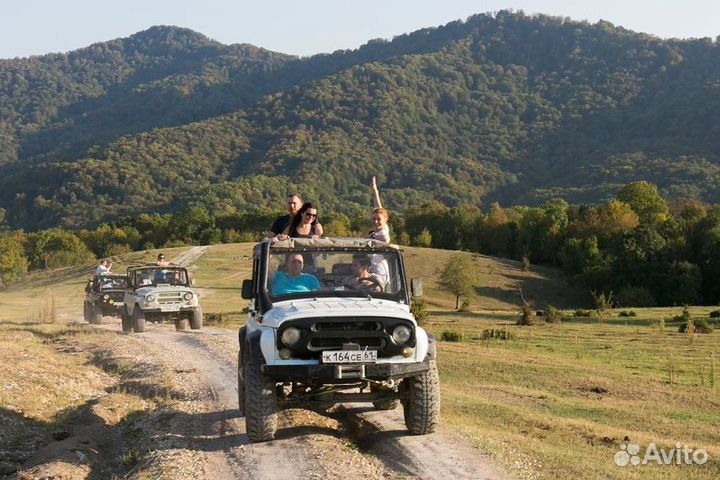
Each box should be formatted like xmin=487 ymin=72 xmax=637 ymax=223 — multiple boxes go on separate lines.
xmin=428 ymin=314 xmax=720 ymax=479
xmin=2 ymin=243 xmax=719 ymax=478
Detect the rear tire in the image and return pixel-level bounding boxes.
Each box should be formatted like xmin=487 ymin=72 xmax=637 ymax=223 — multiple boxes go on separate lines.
xmin=403 ymin=361 xmax=440 ymax=435
xmin=133 ymin=307 xmax=146 ymax=333
xmin=121 ymin=308 xmax=133 ymax=333
xmin=91 ymin=306 xmax=103 ymax=325
xmin=244 ymin=354 xmax=277 ymax=442
xmin=190 ymin=308 xmax=203 ymax=330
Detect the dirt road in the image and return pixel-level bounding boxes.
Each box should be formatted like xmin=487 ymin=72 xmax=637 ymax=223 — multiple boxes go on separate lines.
xmin=88 ymin=322 xmax=507 ymax=479
xmin=9 ymin=246 xmax=507 ymax=479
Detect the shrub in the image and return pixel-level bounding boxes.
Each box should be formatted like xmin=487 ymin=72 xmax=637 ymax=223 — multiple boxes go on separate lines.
xmin=481 ymin=329 xmax=516 ymax=341
xmin=204 ymin=312 xmax=228 ymax=326
xmin=574 ymin=309 xmax=592 ymax=317
xmin=545 ymin=305 xmax=562 ymax=324
xmin=591 ymin=290 xmax=613 ymax=312
xmin=441 ymin=331 xmax=463 ymax=342
xmin=618 ymin=310 xmax=637 ymax=317
xmin=615 ymin=286 xmax=657 ymax=307
xmin=521 ymin=255 xmax=531 ymax=272
xmin=679 ymin=318 xmax=713 ymax=334
xmin=410 ymin=299 xmax=429 ymax=325
xmin=517 ymin=301 xmax=536 ymax=326
xmin=709 ymin=310 xmax=720 ymax=319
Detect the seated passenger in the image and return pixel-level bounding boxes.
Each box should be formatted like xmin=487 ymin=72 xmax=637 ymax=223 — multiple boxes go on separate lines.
xmin=342 ymin=254 xmax=383 ymax=292
xmin=271 ymin=254 xmax=320 ymax=295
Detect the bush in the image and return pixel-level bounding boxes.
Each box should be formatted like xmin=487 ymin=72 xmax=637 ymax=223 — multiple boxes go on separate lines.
xmin=481 ymin=329 xmax=515 ymax=341
xmin=410 ymin=299 xmax=429 ymax=325
xmin=618 ymin=310 xmax=637 ymax=317
xmin=441 ymin=331 xmax=463 ymax=342
xmin=615 ymin=286 xmax=657 ymax=307
xmin=709 ymin=310 xmax=720 ymax=319
xmin=679 ymin=318 xmax=714 ymax=334
xmin=574 ymin=309 xmax=592 ymax=317
xmin=204 ymin=312 xmax=228 ymax=326
xmin=545 ymin=305 xmax=562 ymax=324
xmin=517 ymin=301 xmax=536 ymax=326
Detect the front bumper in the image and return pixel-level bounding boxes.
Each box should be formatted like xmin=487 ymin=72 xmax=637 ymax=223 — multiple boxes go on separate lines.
xmin=141 ymin=306 xmax=196 ymax=313
xmin=261 ymin=360 xmax=431 ymax=381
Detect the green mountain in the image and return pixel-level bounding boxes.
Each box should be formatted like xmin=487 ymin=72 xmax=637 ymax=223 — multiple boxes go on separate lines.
xmin=2 ymin=11 xmax=720 ymax=229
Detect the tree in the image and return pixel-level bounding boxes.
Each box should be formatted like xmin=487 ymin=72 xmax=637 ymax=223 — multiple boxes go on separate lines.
xmin=0 ymin=231 xmax=29 ymax=282
xmin=616 ymin=181 xmax=669 ymax=227
xmin=26 ymin=229 xmax=95 ymax=269
xmin=438 ymin=253 xmax=476 ymax=310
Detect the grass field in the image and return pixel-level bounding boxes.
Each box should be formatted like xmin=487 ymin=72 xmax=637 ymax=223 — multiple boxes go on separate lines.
xmin=1 ymin=243 xmax=718 ymax=478
xmin=427 ymin=312 xmax=720 ymax=479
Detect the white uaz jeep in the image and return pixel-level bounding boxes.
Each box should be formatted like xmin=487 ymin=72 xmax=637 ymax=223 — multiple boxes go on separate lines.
xmin=122 ymin=265 xmax=203 ymax=333
xmin=238 ymin=238 xmax=439 ymax=442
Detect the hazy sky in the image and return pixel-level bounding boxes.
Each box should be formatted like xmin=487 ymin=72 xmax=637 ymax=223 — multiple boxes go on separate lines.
xmin=2 ymin=0 xmax=719 ymax=59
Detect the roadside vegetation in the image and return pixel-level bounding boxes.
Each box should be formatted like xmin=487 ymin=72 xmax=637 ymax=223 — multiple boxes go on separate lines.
xmin=430 ymin=310 xmax=720 ymax=479
xmin=2 ymin=243 xmax=719 ymax=478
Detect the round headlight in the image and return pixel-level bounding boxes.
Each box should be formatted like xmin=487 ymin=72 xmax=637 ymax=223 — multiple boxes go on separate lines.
xmin=145 ymin=294 xmax=156 ymax=303
xmin=103 ymin=294 xmax=110 ymax=300
xmin=281 ymin=327 xmax=301 ymax=346
xmin=392 ymin=325 xmax=412 ymax=344
xmin=183 ymin=292 xmax=193 ymax=301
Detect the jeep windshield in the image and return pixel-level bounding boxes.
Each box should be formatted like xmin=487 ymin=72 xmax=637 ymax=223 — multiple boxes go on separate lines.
xmin=98 ymin=276 xmax=127 ymax=290
xmin=133 ymin=267 xmax=189 ymax=288
xmin=265 ymin=248 xmax=406 ymax=302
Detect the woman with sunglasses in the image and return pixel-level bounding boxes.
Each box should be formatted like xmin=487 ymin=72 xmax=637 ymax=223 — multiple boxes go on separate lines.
xmin=282 ymin=202 xmax=324 ymax=239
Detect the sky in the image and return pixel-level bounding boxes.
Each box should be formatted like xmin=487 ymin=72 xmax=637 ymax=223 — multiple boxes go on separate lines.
xmin=2 ymin=0 xmax=719 ymax=59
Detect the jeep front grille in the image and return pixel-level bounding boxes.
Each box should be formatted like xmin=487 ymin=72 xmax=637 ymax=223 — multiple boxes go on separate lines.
xmin=278 ymin=316 xmax=415 ymax=360
xmin=158 ymin=292 xmax=182 ymax=304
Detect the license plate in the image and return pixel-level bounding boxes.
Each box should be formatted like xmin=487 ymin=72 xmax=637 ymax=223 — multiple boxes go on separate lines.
xmin=321 ymin=350 xmax=377 ymax=364
xmin=160 ymin=305 xmax=179 ymax=312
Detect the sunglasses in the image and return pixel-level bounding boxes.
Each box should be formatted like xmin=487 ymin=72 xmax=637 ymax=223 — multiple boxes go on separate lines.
xmin=304 ymin=212 xmax=317 ymax=218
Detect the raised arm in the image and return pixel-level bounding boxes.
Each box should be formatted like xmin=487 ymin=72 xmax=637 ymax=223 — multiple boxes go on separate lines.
xmin=371 ymin=176 xmax=383 ymax=209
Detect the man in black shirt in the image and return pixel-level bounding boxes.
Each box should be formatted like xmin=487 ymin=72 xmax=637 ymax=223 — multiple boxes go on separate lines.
xmin=269 ymin=194 xmax=302 ymax=236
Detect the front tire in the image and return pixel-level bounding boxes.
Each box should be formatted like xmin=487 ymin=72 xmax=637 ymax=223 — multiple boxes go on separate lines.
xmin=133 ymin=307 xmax=146 ymax=333
xmin=90 ymin=306 xmax=103 ymax=325
xmin=190 ymin=308 xmax=203 ymax=330
xmin=121 ymin=308 xmax=133 ymax=333
xmin=403 ymin=361 xmax=440 ymax=434
xmin=244 ymin=354 xmax=277 ymax=442
xmin=83 ymin=302 xmax=90 ymax=323
xmin=237 ymin=351 xmax=246 ymax=416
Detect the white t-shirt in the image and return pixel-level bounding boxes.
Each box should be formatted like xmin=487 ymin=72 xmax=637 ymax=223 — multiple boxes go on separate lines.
xmin=369 ymin=226 xmax=390 ymax=286
xmin=96 ymin=264 xmax=109 ymax=275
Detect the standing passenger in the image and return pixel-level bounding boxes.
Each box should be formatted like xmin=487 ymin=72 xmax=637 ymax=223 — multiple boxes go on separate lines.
xmin=282 ymin=202 xmax=324 ymax=239
xmin=269 ymin=194 xmax=302 ymax=237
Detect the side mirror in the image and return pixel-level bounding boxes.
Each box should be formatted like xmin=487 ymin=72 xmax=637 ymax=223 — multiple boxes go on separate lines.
xmin=189 ymin=278 xmax=195 ymax=286
xmin=241 ymin=279 xmax=254 ymax=299
xmin=411 ymin=277 xmax=423 ymax=298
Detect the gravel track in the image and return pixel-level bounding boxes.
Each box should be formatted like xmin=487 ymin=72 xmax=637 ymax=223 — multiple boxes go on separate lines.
xmin=81 ymin=246 xmax=508 ymax=479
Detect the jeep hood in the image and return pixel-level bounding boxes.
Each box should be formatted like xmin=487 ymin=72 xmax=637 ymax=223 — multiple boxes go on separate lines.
xmin=134 ymin=285 xmax=193 ymax=295
xmin=261 ymin=297 xmax=414 ymax=328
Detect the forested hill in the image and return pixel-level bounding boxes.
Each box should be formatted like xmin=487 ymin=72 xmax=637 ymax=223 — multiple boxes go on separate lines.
xmin=2 ymin=11 xmax=720 ymax=229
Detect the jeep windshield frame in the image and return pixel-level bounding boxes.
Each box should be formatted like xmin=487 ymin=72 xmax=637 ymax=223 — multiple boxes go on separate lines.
xmin=258 ymin=239 xmax=410 ymax=308
xmin=95 ymin=274 xmax=127 ymax=291
xmin=127 ymin=266 xmax=190 ymax=289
